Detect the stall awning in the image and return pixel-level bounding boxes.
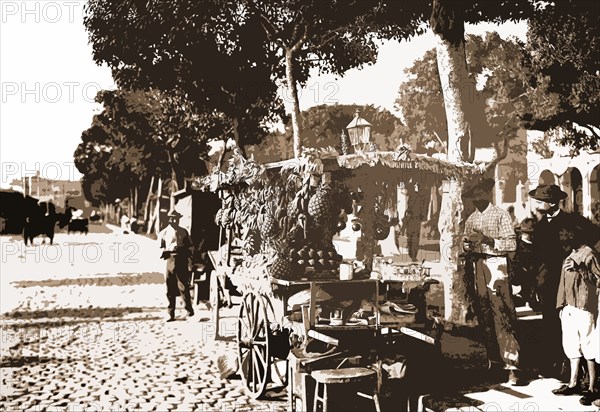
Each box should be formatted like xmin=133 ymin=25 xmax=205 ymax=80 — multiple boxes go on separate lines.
xmin=192 ymin=149 xmax=485 ymax=192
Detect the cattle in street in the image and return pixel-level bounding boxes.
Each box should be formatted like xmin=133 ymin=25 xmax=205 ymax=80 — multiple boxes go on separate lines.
xmin=68 ymin=218 xmax=89 ymax=234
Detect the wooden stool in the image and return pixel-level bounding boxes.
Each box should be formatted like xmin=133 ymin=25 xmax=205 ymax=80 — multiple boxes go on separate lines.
xmin=312 ymin=367 xmax=381 ymax=412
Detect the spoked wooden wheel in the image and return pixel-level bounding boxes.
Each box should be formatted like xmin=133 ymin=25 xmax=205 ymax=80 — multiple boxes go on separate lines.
xmin=237 ymin=291 xmax=270 ymax=399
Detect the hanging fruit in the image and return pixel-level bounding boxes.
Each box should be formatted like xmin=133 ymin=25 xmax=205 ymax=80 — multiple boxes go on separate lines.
xmin=308 ymin=182 xmax=333 ymax=225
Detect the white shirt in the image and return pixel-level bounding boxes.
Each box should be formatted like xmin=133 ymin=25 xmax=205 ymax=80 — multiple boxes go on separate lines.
xmin=546 ymin=208 xmax=561 ymax=222
xmin=158 ymin=224 xmax=192 ymax=253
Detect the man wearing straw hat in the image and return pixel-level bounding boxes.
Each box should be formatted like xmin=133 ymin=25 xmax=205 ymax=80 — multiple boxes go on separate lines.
xmin=463 ymin=178 xmax=523 ymax=385
xmin=158 ymin=209 xmax=194 ymax=322
xmin=528 ymin=183 xmax=600 ymax=379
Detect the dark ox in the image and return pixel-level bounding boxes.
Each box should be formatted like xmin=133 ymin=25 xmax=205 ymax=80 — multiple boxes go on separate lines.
xmin=67 ymin=218 xmax=89 ymax=234
xmin=23 ymin=201 xmax=59 ymax=246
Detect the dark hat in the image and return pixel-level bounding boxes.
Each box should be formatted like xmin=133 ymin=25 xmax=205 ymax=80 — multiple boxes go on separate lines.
xmin=517 ymin=218 xmax=535 ymax=234
xmin=167 ymin=209 xmax=182 ymax=218
xmin=528 ymin=184 xmax=567 ymax=202
xmin=464 ymin=178 xmax=495 ymax=197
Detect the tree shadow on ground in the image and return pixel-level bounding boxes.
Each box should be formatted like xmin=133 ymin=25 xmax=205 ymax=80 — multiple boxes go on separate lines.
xmin=1 ymin=306 xmax=155 ymax=320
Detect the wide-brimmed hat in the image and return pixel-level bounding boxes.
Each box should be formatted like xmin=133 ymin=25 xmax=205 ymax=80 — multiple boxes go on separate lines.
xmin=464 ymin=178 xmax=495 ymax=197
xmin=528 ymin=184 xmax=567 ymax=202
xmin=167 ymin=209 xmax=183 ymax=218
xmin=517 ymin=218 xmax=536 ymax=234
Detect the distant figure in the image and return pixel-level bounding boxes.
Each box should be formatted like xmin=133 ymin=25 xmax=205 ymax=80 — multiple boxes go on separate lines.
xmin=120 ymin=214 xmax=130 ymax=234
xmin=507 ymin=206 xmax=519 ymax=228
xmin=403 ymin=182 xmax=427 ymax=262
xmin=130 ymin=217 xmax=139 ymax=234
xmin=158 ymin=209 xmax=194 ymax=322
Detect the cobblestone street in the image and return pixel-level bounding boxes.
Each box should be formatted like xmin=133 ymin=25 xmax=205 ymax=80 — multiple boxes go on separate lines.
xmin=0 ymin=227 xmax=286 ymax=411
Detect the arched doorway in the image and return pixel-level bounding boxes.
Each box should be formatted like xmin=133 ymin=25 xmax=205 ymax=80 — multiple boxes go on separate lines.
xmin=559 ymin=168 xmax=583 ymax=214
xmin=539 ymin=169 xmax=556 ymax=185
xmin=591 ymin=164 xmax=600 ymax=224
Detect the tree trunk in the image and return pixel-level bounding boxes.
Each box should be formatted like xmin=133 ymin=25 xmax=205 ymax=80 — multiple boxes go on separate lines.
xmin=285 ymin=49 xmax=302 ymax=158
xmin=134 ymin=186 xmax=138 ymax=218
xmin=437 ymin=179 xmax=473 ymax=324
xmin=431 ymin=0 xmax=473 ymax=164
xmin=431 ymin=0 xmax=476 ymax=324
xmin=129 ymin=188 xmax=133 ymax=219
xmin=155 ymin=177 xmax=163 ymax=236
xmin=143 ymin=176 xmax=155 ymax=224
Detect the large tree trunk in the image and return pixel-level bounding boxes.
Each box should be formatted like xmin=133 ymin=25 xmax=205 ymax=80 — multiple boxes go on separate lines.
xmin=431 ymin=0 xmax=474 ymax=324
xmin=285 ymin=49 xmax=302 ymax=158
xmin=437 ymin=180 xmax=474 ymax=324
xmin=431 ymin=0 xmax=473 ymax=164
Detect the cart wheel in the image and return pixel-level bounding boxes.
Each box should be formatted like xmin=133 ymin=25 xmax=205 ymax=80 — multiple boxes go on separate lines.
xmin=237 ymin=292 xmax=270 ymax=399
xmin=262 ymin=293 xmax=289 ymax=387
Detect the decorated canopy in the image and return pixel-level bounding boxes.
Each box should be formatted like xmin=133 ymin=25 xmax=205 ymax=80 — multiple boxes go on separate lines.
xmin=192 ymin=146 xmax=485 ymax=192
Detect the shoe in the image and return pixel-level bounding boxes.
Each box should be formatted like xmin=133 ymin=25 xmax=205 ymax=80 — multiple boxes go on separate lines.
xmin=166 ymin=317 xmax=176 ymax=322
xmin=579 ymin=390 xmax=599 ymax=406
xmin=507 ymin=370 xmax=527 ymax=386
xmin=187 ymin=310 xmax=195 ymax=318
xmin=552 ymin=384 xmax=580 ymax=396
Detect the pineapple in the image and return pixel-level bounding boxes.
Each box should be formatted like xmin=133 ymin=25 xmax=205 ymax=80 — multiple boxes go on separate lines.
xmin=221 ymin=208 xmax=234 ymax=228
xmin=308 ymin=184 xmax=333 ymax=225
xmin=214 ymin=208 xmax=224 ymax=226
xmin=258 ymin=210 xmax=278 ymax=239
xmin=269 ymin=255 xmax=293 ymax=279
xmin=242 ymin=229 xmax=261 ymax=256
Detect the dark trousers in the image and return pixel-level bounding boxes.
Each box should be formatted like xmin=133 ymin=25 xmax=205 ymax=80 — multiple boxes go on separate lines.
xmin=166 ymin=256 xmax=193 ymax=317
xmin=539 ymin=284 xmax=565 ymax=371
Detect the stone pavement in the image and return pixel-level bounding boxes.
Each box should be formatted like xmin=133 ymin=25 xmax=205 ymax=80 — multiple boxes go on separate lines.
xmin=1 ymin=228 xmax=286 ymax=412
xmin=1 ymin=309 xmax=287 ymax=412
xmin=2 ymin=227 xmax=600 ymax=411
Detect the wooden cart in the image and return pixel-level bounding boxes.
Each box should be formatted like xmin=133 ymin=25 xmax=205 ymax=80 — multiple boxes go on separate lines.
xmin=197 ymin=149 xmax=469 ymax=407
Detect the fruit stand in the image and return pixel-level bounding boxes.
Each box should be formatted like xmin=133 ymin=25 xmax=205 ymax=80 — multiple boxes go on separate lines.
xmin=195 ymin=147 xmax=480 ymax=409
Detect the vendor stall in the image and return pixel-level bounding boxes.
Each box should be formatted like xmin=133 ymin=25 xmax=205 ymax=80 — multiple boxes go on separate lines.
xmin=195 ymin=146 xmax=482 ymax=411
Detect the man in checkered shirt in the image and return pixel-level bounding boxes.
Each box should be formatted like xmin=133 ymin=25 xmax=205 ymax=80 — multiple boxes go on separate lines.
xmin=463 ymin=178 xmax=522 ymax=385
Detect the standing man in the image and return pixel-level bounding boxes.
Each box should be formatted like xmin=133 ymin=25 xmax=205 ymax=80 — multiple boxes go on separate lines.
xmin=529 ymin=184 xmax=600 ymax=378
xmin=463 ymin=178 xmax=522 ymax=385
xmin=158 ymin=209 xmax=194 ymax=322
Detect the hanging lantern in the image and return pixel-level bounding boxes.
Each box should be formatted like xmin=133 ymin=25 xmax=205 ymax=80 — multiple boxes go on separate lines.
xmin=346 ymin=109 xmax=372 ymax=153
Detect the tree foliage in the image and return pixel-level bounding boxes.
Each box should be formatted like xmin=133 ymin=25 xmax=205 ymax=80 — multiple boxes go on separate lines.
xmin=248 ymin=104 xmax=405 ymax=163
xmin=526 ymin=0 xmax=600 ymax=151
xmin=248 ymin=0 xmax=421 ymax=156
xmin=74 ymin=89 xmax=210 ymax=206
xmin=396 ymin=33 xmax=530 ymax=156
xmin=300 ymin=104 xmax=404 ymax=152
xmin=84 ymin=0 xmax=284 ymax=147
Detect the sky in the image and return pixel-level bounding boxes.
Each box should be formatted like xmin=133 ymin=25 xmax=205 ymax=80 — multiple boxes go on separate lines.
xmin=0 ymin=1 xmax=527 ymax=187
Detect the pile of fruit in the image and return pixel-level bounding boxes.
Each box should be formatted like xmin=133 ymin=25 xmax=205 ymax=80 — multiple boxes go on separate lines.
xmin=212 ymin=150 xmax=354 ymax=280
xmin=289 ymin=245 xmax=344 ymax=272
